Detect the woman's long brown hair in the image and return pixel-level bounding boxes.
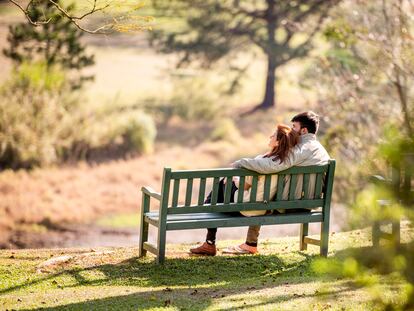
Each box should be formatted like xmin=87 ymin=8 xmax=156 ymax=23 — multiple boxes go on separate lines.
xmin=264 ymin=124 xmax=299 ymax=163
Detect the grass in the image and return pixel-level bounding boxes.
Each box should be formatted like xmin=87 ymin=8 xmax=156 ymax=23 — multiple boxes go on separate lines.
xmin=0 ymin=222 xmax=412 ymax=310
xmin=96 ymin=213 xmax=140 ymax=228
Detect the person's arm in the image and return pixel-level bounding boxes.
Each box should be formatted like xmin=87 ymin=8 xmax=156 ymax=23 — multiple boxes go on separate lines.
xmin=232 ymin=147 xmax=306 ymax=174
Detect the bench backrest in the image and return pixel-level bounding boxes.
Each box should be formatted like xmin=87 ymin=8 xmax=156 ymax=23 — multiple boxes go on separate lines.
xmin=157 ymin=160 xmax=336 ymax=215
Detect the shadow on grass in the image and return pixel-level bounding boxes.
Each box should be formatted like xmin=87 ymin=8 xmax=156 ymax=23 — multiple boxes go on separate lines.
xmin=21 ymin=283 xmax=357 ymax=311
xmin=1 ymin=252 xmax=316 ymax=293
xmin=3 ymin=251 xmax=365 ymax=310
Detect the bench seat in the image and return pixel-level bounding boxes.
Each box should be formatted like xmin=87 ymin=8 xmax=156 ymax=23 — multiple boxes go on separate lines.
xmin=145 ymin=211 xmax=323 ymax=230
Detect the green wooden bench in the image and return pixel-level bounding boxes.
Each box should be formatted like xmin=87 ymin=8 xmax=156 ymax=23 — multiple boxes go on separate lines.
xmin=139 ymin=160 xmax=336 ymax=264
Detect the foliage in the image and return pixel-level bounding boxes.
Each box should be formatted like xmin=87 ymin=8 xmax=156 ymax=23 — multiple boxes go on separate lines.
xmin=0 ymin=62 xmax=81 ymax=168
xmin=304 ymin=3 xmax=414 ymax=307
xmin=6 ymin=0 xmax=155 ymax=34
xmin=313 ymin=134 xmax=414 ymax=310
xmin=302 ymin=0 xmax=414 ymax=203
xmin=124 ymin=113 xmax=157 ymax=154
xmin=143 ymin=76 xmax=225 ymax=122
xmin=0 ymin=62 xmax=156 ymax=169
xmin=150 ymin=0 xmax=339 ymax=108
xmin=82 ymin=109 xmax=156 ymax=153
xmin=60 ymin=106 xmax=157 ymax=163
xmin=3 ymin=0 xmax=94 ymax=89
xmin=210 ymin=118 xmax=242 ymax=143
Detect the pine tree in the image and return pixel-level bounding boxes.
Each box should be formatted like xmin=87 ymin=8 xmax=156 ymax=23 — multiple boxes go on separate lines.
xmin=3 ymin=0 xmax=94 ymax=89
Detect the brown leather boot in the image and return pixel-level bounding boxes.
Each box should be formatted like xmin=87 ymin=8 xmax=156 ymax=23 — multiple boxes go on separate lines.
xmin=190 ymin=242 xmax=217 ymax=256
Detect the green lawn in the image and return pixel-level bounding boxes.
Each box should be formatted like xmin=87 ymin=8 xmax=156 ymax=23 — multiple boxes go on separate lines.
xmin=0 ymin=223 xmax=412 ymax=310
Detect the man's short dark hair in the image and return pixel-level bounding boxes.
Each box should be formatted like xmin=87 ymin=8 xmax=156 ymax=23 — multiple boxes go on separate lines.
xmin=291 ymin=111 xmax=319 ymax=134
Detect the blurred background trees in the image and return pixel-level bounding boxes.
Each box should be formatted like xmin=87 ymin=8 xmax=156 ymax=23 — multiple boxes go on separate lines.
xmin=3 ymin=0 xmax=95 ymax=90
xmin=306 ymin=1 xmax=414 ymax=309
xmin=150 ymin=0 xmax=340 ymax=110
xmin=0 ymin=0 xmax=156 ymax=169
xmin=302 ymin=0 xmax=414 ymax=203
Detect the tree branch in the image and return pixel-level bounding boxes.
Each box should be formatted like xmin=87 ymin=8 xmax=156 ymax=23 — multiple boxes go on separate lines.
xmin=9 ymin=0 xmax=52 ymax=25
xmin=7 ymin=0 xmax=152 ymax=34
xmin=48 ymin=0 xmax=109 ymax=20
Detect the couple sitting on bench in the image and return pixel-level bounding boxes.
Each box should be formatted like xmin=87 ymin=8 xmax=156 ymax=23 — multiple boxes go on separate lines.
xmin=190 ymin=111 xmax=330 ymax=256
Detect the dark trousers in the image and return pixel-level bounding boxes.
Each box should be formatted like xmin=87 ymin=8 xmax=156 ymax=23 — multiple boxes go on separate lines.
xmin=205 ymin=179 xmax=238 ymax=243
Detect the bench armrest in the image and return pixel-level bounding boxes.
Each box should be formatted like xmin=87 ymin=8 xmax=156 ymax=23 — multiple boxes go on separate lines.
xmin=141 ymin=186 xmax=162 ymax=201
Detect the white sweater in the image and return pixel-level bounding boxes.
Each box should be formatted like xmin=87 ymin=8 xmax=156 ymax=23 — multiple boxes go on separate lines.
xmin=232 ymin=134 xmax=330 ymax=216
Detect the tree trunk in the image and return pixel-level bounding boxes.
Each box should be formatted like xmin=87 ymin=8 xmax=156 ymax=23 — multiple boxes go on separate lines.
xmin=258 ymin=0 xmax=277 ymax=110
xmin=259 ymin=55 xmax=277 ymax=109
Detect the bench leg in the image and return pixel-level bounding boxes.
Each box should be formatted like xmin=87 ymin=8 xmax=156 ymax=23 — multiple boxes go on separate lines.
xmin=300 ymin=223 xmax=309 ymax=251
xmin=138 ymin=221 xmax=149 ymax=257
xmin=320 ymin=221 xmax=329 ymax=257
xmin=139 ymin=193 xmax=150 ymax=257
xmin=372 ymin=221 xmax=381 ymax=248
xmin=156 ymin=226 xmax=167 ymax=264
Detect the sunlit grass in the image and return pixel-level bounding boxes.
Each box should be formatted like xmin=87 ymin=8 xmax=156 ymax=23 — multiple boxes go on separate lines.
xmin=0 ymin=223 xmax=412 ymax=310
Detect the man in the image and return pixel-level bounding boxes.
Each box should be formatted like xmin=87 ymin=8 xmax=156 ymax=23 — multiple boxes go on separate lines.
xmin=190 ymin=111 xmax=330 ymax=256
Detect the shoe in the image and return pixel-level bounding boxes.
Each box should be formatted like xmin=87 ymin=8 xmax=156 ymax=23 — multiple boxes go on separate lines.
xmin=190 ymin=242 xmax=217 ymax=256
xmin=222 ymin=243 xmax=258 ymax=255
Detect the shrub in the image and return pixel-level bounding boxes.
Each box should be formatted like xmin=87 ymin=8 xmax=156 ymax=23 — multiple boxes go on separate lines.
xmin=210 ymin=118 xmax=241 ymax=143
xmin=123 ymin=113 xmax=156 ymax=154
xmin=0 ymin=63 xmax=156 ymax=168
xmin=0 ymin=63 xmax=79 ymax=168
xmin=143 ymin=76 xmax=225 ymax=122
xmin=66 ymin=108 xmax=157 ymax=161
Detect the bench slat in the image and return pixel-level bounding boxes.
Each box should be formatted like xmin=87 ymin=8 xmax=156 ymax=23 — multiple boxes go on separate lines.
xmin=198 ymin=178 xmax=206 ymax=205
xmin=303 ymin=174 xmax=310 ymax=199
xmin=289 ymin=174 xmax=298 ymax=200
xmin=237 ymin=176 xmax=245 ymax=203
xmin=146 ymin=211 xmax=322 ymax=225
xmin=263 ymin=175 xmax=271 ymax=202
xmin=172 ymin=179 xmax=180 ymax=207
xmin=315 ymin=173 xmax=323 ymax=199
xmin=211 ymin=177 xmax=220 ymax=205
xmin=185 ymin=178 xmax=193 ymax=206
xmin=250 ymin=176 xmax=258 ymax=202
xmin=224 ymin=177 xmax=233 ymax=204
xmin=276 ymin=174 xmax=285 ymax=200
xmin=166 ymin=199 xmax=324 ymax=214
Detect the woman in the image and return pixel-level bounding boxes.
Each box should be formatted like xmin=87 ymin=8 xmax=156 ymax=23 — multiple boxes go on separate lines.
xmin=190 ymin=124 xmax=299 ymax=256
